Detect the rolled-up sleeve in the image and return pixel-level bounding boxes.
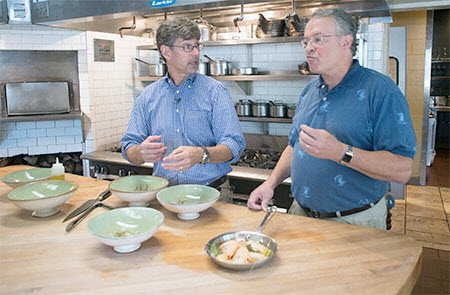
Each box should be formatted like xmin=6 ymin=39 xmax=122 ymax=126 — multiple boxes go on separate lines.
xmin=121 ymin=94 xmax=151 ymax=163
xmin=211 ymin=83 xmax=246 ymax=163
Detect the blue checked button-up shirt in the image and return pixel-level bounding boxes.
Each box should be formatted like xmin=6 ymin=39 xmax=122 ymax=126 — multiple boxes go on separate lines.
xmin=121 ymin=73 xmax=246 ymax=186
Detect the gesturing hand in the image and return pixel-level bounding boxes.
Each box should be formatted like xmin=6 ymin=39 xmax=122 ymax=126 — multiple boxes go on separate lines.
xmin=138 ymin=135 xmax=167 ymax=163
xmin=161 ymin=146 xmax=202 ymax=172
xmin=299 ymin=124 xmax=346 ymax=162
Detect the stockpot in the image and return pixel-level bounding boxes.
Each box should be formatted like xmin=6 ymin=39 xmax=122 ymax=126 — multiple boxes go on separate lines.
xmin=235 ymin=99 xmax=253 ymax=117
xmin=204 ymin=55 xmax=230 ymax=76
xmin=252 ymin=99 xmax=269 ymax=117
xmin=135 ymin=58 xmax=167 ymax=77
xmin=287 ymin=104 xmax=297 ymax=118
xmin=269 ymin=100 xmax=287 ymax=118
xmin=198 ymin=22 xmax=217 ymax=41
xmin=198 ymin=61 xmax=209 ymax=75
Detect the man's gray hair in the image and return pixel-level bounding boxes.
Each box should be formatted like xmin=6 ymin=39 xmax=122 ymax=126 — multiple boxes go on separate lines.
xmin=156 ymin=16 xmax=200 ymax=60
xmin=311 ymin=8 xmax=358 ymax=56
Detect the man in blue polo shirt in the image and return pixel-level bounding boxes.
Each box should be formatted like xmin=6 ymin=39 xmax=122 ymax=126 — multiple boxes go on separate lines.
xmin=247 ymin=8 xmax=416 ymax=229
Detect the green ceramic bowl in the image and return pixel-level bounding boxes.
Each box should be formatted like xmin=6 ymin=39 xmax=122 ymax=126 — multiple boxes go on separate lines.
xmin=7 ymin=180 xmax=78 ymax=217
xmin=87 ymin=207 xmax=164 ymax=253
xmin=156 ymin=184 xmax=220 ymax=220
xmin=2 ymin=168 xmax=52 ymax=189
xmin=109 ymin=175 xmax=169 ymax=207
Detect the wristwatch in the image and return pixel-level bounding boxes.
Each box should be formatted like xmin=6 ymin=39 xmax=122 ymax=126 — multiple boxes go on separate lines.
xmin=200 ymin=147 xmax=210 ymax=165
xmin=340 ymin=145 xmax=353 ymax=164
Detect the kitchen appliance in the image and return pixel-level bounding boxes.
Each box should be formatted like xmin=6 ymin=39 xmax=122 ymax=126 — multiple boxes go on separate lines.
xmin=5 ymin=82 xmax=70 ymax=115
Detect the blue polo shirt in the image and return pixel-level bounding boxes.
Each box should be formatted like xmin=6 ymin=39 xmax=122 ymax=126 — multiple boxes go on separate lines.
xmin=288 ymin=60 xmax=416 ymax=212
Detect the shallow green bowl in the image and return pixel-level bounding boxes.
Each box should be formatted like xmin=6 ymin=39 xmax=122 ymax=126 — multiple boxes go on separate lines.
xmin=87 ymin=207 xmax=164 ymax=253
xmin=156 ymin=184 xmax=220 ymax=220
xmin=108 ymin=175 xmax=169 ymax=207
xmin=7 ymin=180 xmax=78 ymax=217
xmin=2 ymin=168 xmax=52 ymax=189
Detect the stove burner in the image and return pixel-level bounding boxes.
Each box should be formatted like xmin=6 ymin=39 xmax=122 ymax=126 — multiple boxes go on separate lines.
xmin=232 ymin=148 xmax=281 ymax=169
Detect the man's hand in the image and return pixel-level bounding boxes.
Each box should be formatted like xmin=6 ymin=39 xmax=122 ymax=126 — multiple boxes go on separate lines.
xmin=299 ymin=124 xmax=346 ymax=162
xmin=161 ymin=146 xmax=203 ymax=172
xmin=138 ymin=135 xmax=167 ymax=163
xmin=247 ymin=182 xmax=275 ymax=211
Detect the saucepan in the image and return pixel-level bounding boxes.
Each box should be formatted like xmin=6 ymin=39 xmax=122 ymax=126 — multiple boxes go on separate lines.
xmin=135 ymin=58 xmax=167 ymax=77
xmin=204 ymin=54 xmax=230 ymax=76
xmin=204 ymin=206 xmax=278 ymax=271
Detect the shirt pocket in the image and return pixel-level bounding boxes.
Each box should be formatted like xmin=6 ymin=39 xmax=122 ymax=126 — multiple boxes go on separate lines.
xmin=183 ymin=110 xmax=213 ymax=144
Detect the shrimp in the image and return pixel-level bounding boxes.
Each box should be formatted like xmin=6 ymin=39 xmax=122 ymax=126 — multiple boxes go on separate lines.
xmin=219 ymin=240 xmax=239 ymax=259
xmin=232 ymin=246 xmax=252 ymax=264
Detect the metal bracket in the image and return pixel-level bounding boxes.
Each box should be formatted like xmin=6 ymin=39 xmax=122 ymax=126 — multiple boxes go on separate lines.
xmin=236 ymin=81 xmax=252 ymax=95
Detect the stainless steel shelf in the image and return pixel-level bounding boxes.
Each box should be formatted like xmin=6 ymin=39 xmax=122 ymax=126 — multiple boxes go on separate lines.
xmin=0 ymin=111 xmax=83 ymax=123
xmin=431 ymin=76 xmax=450 ymax=80
xmin=136 ymin=36 xmax=303 ymax=50
xmin=137 ymin=74 xmax=317 ymax=82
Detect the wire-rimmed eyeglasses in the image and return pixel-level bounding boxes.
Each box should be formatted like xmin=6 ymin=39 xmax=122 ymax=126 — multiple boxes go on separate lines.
xmin=171 ymin=43 xmax=204 ymax=52
xmin=300 ymin=35 xmax=337 ymax=48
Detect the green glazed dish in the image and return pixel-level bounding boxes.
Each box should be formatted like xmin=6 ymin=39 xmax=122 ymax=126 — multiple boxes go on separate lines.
xmin=2 ymin=168 xmax=52 ymax=188
xmin=109 ymin=175 xmax=169 ymax=193
xmin=8 ymin=180 xmax=78 ymax=201
xmin=7 ymin=180 xmax=78 ymax=217
xmin=87 ymin=207 xmax=164 ymax=253
xmin=156 ymin=184 xmax=220 ymax=220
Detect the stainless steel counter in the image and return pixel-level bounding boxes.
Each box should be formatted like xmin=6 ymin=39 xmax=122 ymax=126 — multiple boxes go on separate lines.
xmin=81 ymin=151 xmax=291 ymax=185
xmin=431 ymin=106 xmax=450 ymax=112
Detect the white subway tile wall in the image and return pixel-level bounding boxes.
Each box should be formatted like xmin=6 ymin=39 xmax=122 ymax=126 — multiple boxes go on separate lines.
xmin=0 ymin=120 xmax=82 ymax=157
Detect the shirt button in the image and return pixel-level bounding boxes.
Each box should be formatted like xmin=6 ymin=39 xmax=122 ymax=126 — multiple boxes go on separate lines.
xmin=176 ymin=129 xmax=180 ymax=132
xmin=176 ymin=90 xmax=180 ymax=94
xmin=321 ymin=85 xmax=325 ymax=89
xmin=323 ymin=97 xmax=327 ymax=101
xmin=188 ymin=85 xmax=191 ymax=88
xmin=176 ymin=109 xmax=179 ymax=113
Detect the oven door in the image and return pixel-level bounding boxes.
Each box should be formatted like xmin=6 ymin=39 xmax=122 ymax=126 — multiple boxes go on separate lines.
xmin=6 ymin=81 xmax=70 ymax=115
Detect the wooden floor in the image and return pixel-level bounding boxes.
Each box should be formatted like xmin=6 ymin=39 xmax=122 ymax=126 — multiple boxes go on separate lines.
xmin=394 ymin=147 xmax=449 ymax=294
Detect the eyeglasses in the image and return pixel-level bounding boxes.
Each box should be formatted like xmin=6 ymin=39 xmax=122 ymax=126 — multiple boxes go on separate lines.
xmin=171 ymin=43 xmax=204 ymax=52
xmin=300 ymin=35 xmax=337 ymax=48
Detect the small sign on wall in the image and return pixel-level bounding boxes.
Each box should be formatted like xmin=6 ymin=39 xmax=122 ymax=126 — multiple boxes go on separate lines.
xmin=94 ymin=39 xmax=115 ymax=62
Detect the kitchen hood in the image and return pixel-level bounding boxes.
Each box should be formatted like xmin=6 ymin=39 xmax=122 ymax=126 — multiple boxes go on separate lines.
xmin=32 ymin=0 xmax=391 ymax=36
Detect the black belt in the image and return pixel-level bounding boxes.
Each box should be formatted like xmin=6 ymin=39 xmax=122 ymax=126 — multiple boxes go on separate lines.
xmin=207 ymin=175 xmax=227 ymax=189
xmin=300 ymin=199 xmax=381 ymax=218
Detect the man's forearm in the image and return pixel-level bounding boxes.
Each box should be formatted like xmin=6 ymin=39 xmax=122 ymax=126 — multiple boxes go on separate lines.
xmin=125 ymin=145 xmax=144 ymax=165
xmin=205 ymin=144 xmax=233 ymax=164
xmin=265 ymin=145 xmax=293 ymax=190
xmin=346 ymin=148 xmax=413 ymax=183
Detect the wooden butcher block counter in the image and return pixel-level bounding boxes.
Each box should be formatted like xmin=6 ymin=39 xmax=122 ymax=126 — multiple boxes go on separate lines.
xmin=0 ymin=165 xmax=421 ymax=295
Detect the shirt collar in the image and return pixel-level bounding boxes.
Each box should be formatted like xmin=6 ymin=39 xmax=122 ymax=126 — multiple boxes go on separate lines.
xmin=163 ymin=72 xmax=197 ymax=89
xmin=316 ymin=59 xmax=361 ymax=89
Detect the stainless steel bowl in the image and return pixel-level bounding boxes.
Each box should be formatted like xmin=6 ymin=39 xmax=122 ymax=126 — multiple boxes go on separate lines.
xmin=204 ymin=230 xmax=278 ymax=271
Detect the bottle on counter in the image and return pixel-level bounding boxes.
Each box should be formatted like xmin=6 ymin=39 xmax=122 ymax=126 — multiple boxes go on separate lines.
xmin=51 ymin=158 xmax=65 ymax=180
